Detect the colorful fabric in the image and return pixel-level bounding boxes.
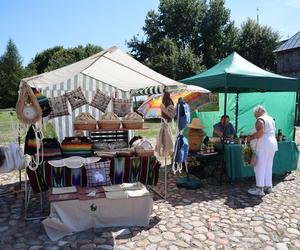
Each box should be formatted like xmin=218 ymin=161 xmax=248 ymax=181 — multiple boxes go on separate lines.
xmin=48 ymin=95 xmax=70 ymax=119
xmin=37 ymin=138 xmax=62 ymax=160
xmin=27 ymin=156 xmax=161 ymax=193
xmin=113 ymin=98 xmax=132 ymax=117
xmin=90 ymin=89 xmax=111 ymax=112
xmin=113 ymin=157 xmax=126 ymax=184
xmin=61 ymin=137 xmax=92 ymax=157
xmin=84 ymin=161 xmax=111 ymax=187
xmin=32 ymin=87 xmax=51 ymax=117
xmin=24 ymin=125 xmax=41 ymax=156
xmin=138 ymin=90 xmax=212 ymax=119
xmin=27 ymin=161 xmax=50 ymax=193
xmin=65 ymin=86 xmax=88 ymax=110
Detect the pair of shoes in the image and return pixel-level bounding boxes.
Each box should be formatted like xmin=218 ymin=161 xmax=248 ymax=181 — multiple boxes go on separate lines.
xmin=248 ymin=187 xmax=265 ymax=196
xmin=264 ymin=187 xmax=273 ymax=194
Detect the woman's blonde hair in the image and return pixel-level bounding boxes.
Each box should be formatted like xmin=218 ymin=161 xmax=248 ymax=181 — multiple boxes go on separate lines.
xmin=253 ymin=105 xmax=267 ymax=114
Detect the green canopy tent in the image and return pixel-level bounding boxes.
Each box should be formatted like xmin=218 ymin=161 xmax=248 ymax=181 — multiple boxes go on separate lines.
xmin=181 ymin=52 xmax=300 ymax=137
xmin=181 ymin=52 xmax=300 ymax=184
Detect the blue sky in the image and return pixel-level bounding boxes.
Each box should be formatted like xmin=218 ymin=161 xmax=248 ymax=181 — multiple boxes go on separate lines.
xmin=0 ymin=0 xmax=299 ymax=66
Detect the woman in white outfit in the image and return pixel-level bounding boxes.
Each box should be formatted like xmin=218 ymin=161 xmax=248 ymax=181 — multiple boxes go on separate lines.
xmin=248 ymin=105 xmax=278 ymax=196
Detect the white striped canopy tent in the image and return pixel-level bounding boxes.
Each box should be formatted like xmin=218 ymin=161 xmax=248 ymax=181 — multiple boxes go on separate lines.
xmin=20 ymin=46 xmax=185 ymax=140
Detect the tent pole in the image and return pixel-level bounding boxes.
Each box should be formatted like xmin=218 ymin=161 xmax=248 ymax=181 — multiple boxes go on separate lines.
xmin=220 ymin=88 xmax=228 ymax=185
xmin=235 ymin=92 xmax=239 ymax=133
xmin=293 ymin=91 xmax=299 ymax=141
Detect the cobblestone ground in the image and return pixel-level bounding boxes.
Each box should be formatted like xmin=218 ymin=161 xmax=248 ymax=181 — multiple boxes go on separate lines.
xmin=1 ymin=167 xmax=300 ymax=250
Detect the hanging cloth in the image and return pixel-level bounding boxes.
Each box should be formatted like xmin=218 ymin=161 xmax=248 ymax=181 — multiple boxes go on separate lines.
xmin=156 ymin=121 xmax=174 ymax=157
xmin=172 ymin=97 xmax=190 ymax=174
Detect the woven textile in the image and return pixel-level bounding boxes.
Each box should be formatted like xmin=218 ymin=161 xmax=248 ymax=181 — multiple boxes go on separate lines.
xmin=113 ymin=98 xmax=132 ymax=117
xmin=32 ymin=87 xmax=51 ymax=117
xmin=85 ymin=161 xmax=111 ymax=187
xmin=48 ymin=95 xmax=70 ymax=119
xmin=61 ymin=137 xmax=92 ymax=157
xmin=90 ymin=89 xmax=111 ymax=112
xmin=65 ymin=86 xmax=88 ymax=110
xmin=27 ymin=156 xmax=161 ymax=193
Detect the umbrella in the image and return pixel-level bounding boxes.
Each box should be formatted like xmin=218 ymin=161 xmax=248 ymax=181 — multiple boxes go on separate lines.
xmin=137 ymin=85 xmax=211 ymax=118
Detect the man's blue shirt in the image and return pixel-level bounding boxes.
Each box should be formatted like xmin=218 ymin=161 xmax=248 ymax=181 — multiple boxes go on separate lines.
xmin=213 ymin=122 xmax=236 ymax=137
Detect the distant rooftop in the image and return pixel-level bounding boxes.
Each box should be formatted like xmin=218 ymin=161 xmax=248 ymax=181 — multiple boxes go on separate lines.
xmin=274 ymin=31 xmax=300 ymax=53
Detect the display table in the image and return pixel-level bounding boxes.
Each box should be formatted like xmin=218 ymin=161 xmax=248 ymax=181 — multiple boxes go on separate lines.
xmin=43 ymin=184 xmax=153 ymax=241
xmin=188 ymin=151 xmax=222 ymax=179
xmin=223 ymin=141 xmax=299 ymax=180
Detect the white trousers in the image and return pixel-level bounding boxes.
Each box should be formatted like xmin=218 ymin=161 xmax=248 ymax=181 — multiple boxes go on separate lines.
xmin=254 ymin=149 xmax=275 ymax=187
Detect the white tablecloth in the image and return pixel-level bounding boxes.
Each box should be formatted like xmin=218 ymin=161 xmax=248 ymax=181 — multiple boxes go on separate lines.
xmin=43 ymin=189 xmax=153 ymax=241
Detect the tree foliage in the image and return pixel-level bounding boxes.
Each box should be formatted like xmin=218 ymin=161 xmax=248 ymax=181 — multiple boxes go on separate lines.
xmin=0 ymin=39 xmax=24 ymax=108
xmin=146 ymin=38 xmax=205 ymax=80
xmin=127 ymin=0 xmax=280 ymax=79
xmin=201 ymin=0 xmax=239 ymax=68
xmin=237 ymin=19 xmax=280 ymax=71
xmin=26 ymin=44 xmax=103 ymax=74
xmin=127 ymin=0 xmax=208 ymax=80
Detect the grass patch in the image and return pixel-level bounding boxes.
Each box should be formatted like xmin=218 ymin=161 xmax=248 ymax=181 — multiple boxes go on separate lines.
xmin=0 ymin=110 xmax=25 ymax=144
xmin=136 ymin=119 xmax=177 ymax=139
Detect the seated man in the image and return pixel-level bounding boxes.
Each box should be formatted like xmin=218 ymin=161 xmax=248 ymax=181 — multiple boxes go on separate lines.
xmin=213 ymin=115 xmax=236 ymax=137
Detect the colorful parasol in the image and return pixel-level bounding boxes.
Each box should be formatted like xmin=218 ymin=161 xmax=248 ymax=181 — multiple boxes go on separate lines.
xmin=137 ymin=85 xmax=217 ymax=119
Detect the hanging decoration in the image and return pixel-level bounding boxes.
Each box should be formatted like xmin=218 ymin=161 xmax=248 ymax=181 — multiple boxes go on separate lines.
xmin=16 ymin=82 xmax=43 ymax=124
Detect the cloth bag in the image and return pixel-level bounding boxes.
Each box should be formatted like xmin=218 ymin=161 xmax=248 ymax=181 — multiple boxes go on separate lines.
xmin=24 ymin=125 xmax=42 ymax=156
xmin=177 ymin=98 xmax=190 ymax=131
xmin=32 ymin=87 xmax=51 ymax=117
xmin=61 ymin=137 xmax=92 ymax=157
xmin=161 ymin=92 xmax=175 ymax=122
xmin=174 ymin=134 xmax=189 ymax=164
xmin=37 ymin=138 xmax=62 ymax=160
xmin=0 ymin=143 xmax=25 ymax=173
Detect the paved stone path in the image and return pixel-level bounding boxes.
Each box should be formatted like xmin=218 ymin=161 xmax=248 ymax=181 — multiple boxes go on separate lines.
xmin=1 ymin=167 xmax=300 ymax=250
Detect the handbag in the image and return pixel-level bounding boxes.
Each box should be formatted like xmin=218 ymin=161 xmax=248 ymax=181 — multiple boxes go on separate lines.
xmin=37 ymin=138 xmax=62 ymax=160
xmin=243 ymin=142 xmax=256 ymax=167
xmin=0 ymin=143 xmax=25 ymax=173
xmin=16 ymin=83 xmax=42 ymax=124
xmin=24 ymin=125 xmax=42 ymax=156
xmin=32 ymin=87 xmax=51 ymax=117
xmin=61 ymin=137 xmax=92 ymax=157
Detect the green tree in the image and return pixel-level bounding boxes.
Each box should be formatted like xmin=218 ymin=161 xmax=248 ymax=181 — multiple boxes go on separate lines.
xmin=127 ymin=0 xmax=206 ymax=79
xmin=127 ymin=0 xmax=239 ymax=79
xmin=26 ymin=44 xmax=102 ymax=74
xmin=237 ymin=18 xmax=280 ymax=71
xmin=0 ymin=39 xmax=24 ymax=108
xmin=200 ymin=0 xmax=239 ymax=68
xmin=146 ymin=39 xmax=205 ymax=80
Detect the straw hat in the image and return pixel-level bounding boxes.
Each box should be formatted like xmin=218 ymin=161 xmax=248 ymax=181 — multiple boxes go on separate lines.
xmin=188 ymin=118 xmax=205 ymax=129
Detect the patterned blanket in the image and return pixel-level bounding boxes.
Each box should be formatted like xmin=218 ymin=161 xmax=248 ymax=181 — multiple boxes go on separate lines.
xmin=27 ymin=156 xmax=161 ymax=193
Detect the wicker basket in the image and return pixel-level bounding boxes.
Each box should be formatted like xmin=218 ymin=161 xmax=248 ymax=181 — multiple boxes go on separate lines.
xmin=74 ymin=121 xmax=97 ymax=130
xmin=98 ymin=120 xmax=121 ymax=129
xmin=122 ymin=120 xmax=144 ymax=129
xmin=188 ymin=128 xmax=205 ymax=151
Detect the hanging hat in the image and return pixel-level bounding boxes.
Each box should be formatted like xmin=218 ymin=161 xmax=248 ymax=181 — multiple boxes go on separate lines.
xmin=188 ymin=118 xmax=205 ymax=129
